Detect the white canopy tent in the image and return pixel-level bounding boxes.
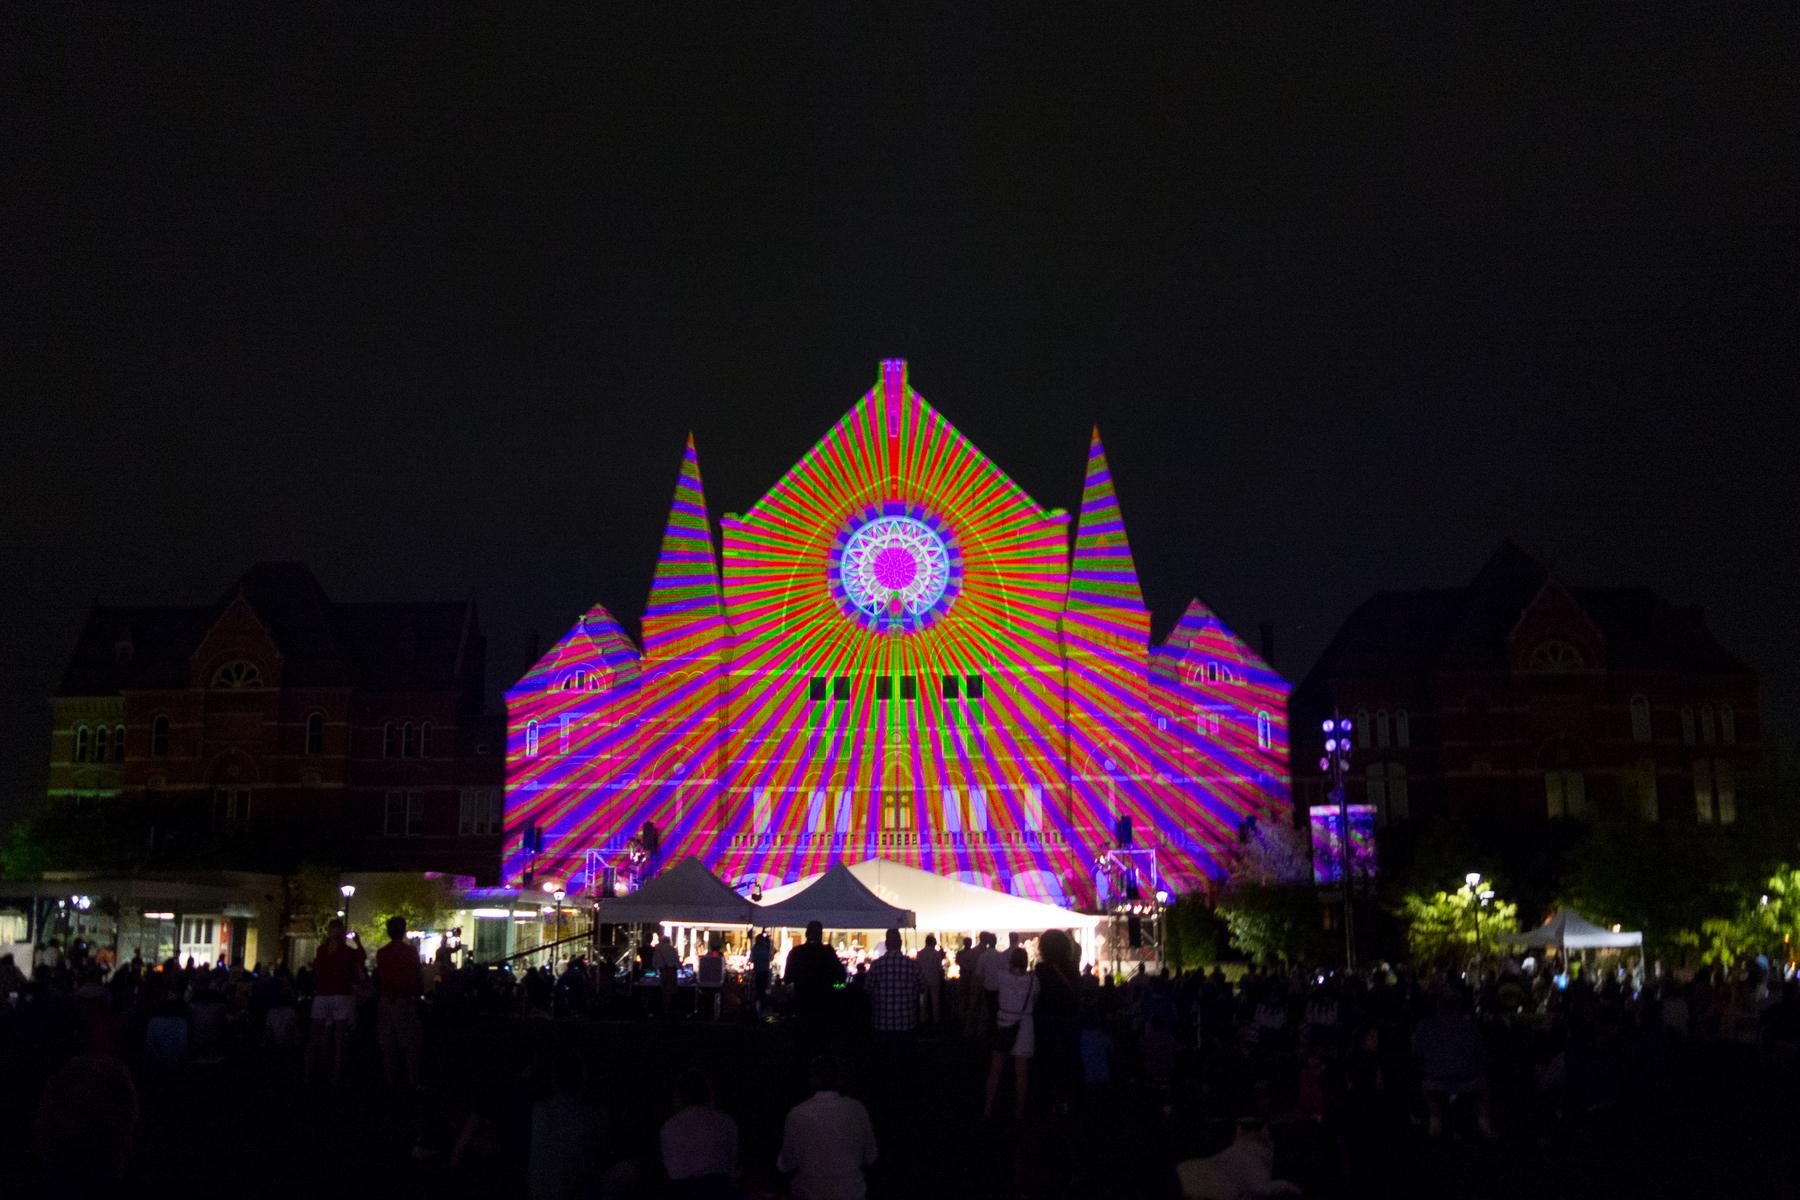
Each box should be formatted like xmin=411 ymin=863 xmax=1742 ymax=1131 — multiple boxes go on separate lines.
xmin=759 ymin=858 xmax=1102 ymax=937
xmin=1505 ymin=908 xmax=1643 ymax=956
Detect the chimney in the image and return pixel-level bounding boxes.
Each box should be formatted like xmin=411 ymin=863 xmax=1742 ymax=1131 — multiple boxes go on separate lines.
xmin=1259 ymin=620 xmax=1275 ymax=669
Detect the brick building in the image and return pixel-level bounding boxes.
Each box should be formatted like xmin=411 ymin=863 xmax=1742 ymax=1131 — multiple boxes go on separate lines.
xmin=49 ymin=563 xmax=505 ymax=881
xmin=1291 ymin=542 xmax=1760 ymax=830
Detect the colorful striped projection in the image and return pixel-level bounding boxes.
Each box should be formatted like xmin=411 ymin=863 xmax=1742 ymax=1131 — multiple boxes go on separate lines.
xmin=504 ymin=360 xmax=1291 ymax=907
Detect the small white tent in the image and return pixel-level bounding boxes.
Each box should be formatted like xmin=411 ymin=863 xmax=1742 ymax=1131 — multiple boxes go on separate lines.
xmin=1505 ymin=908 xmax=1643 ymax=954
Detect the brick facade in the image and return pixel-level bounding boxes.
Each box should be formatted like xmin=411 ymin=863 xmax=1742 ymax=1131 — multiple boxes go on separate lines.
xmin=50 ymin=563 xmax=505 ymax=881
xmin=1291 ymin=542 xmax=1759 ymax=829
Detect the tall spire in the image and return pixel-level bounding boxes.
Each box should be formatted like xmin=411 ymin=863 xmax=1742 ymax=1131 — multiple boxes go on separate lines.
xmin=641 ymin=434 xmax=725 ymax=658
xmin=1067 ymin=428 xmax=1147 ymax=617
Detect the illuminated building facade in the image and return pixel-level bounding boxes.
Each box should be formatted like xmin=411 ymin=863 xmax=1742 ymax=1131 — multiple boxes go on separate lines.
xmin=504 ymin=361 xmax=1290 ymax=905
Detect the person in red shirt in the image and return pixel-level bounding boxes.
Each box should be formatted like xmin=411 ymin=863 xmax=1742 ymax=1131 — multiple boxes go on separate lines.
xmin=305 ymin=918 xmax=362 ymax=1087
xmin=376 ymin=915 xmax=424 ymax=1089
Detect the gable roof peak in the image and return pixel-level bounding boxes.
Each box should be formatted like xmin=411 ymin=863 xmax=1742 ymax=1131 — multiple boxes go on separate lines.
xmin=641 ymin=434 xmax=725 ymax=657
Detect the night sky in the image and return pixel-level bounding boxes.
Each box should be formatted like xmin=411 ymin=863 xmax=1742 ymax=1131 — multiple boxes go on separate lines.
xmin=3 ymin=5 xmax=1795 ymax=823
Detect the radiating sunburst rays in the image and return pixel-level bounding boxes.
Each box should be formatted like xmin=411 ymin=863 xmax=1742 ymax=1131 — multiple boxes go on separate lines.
xmin=503 ymin=361 xmax=1291 ymax=905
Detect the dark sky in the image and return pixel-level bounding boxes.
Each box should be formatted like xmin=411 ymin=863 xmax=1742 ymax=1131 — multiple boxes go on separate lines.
xmin=3 ymin=4 xmax=1795 ymax=822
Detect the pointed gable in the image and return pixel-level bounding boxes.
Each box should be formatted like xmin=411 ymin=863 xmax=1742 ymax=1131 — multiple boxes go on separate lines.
xmin=1066 ymin=429 xmax=1148 ymax=637
xmin=189 ymin=588 xmax=286 ymax=689
xmin=719 ymin=359 xmax=1066 ymax=672
xmin=1507 ymin=577 xmax=1607 ymax=672
xmin=641 ymin=435 xmax=726 ymax=660
xmin=1153 ymin=599 xmax=1288 ymax=690
xmin=507 ymin=602 xmax=642 ymax=701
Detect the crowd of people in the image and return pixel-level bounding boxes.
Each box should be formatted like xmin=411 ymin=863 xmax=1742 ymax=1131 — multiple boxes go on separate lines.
xmin=7 ymin=916 xmax=1800 ymax=1198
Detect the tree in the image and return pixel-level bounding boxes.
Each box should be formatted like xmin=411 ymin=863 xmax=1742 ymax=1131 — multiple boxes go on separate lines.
xmin=1397 ymin=881 xmax=1519 ymax=973
xmin=1218 ymin=882 xmax=1321 ymax=965
xmin=1164 ymin=893 xmax=1227 ymax=969
xmin=352 ymin=873 xmax=450 ymax=948
xmin=1699 ymin=864 xmax=1800 ymax=970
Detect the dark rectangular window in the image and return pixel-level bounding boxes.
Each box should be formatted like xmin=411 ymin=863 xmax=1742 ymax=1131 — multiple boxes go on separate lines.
xmin=875 ymin=676 xmax=893 ymax=701
xmin=942 ymin=675 xmax=960 ymax=700
xmin=808 ymin=676 xmax=829 ymax=702
xmin=832 ymin=676 xmax=850 ymax=701
xmin=900 ymin=675 xmax=917 ymax=701
xmin=966 ymin=675 xmax=984 ymax=700
xmin=407 ymin=791 xmax=425 ymax=837
xmin=385 ymin=791 xmax=407 ymax=837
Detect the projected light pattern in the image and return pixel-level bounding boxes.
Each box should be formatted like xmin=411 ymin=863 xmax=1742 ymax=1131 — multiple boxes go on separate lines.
xmin=504 ymin=360 xmax=1291 ymax=907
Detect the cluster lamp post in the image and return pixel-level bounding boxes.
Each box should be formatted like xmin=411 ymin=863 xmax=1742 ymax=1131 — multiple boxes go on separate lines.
xmin=1320 ymin=714 xmax=1355 ymax=971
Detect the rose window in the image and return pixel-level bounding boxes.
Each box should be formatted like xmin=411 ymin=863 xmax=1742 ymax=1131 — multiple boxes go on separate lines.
xmin=832 ymin=514 xmax=958 ymax=630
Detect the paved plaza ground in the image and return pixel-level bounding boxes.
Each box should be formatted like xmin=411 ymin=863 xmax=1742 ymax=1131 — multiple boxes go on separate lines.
xmin=5 ymin=1003 xmax=1796 ymax=1199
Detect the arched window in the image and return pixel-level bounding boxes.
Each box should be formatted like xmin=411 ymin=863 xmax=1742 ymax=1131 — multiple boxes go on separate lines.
xmin=151 ymin=715 xmax=169 ymax=757
xmin=1681 ymin=706 xmax=1696 ymax=745
xmin=1205 ymin=662 xmax=1219 ymax=683
xmin=1721 ymin=705 xmax=1735 ymax=746
xmin=1255 ymin=710 xmax=1273 ymax=750
xmin=402 ymin=722 xmax=417 ymax=758
xmin=94 ymin=725 xmax=109 ymax=763
xmin=420 ymin=721 xmax=433 ymax=758
xmin=210 ymin=660 xmax=262 ymax=688
xmin=1528 ymin=640 xmax=1585 ymax=672
xmin=1700 ymin=705 xmax=1715 ymax=746
xmin=1355 ymin=709 xmax=1370 ymax=749
xmin=383 ymin=723 xmax=398 ymax=758
xmin=1629 ymin=696 xmax=1652 ymax=743
xmin=74 ymin=725 xmax=90 ymax=763
xmin=305 ymin=712 xmax=324 ymax=755
xmin=1376 ymin=709 xmax=1390 ymax=749
xmin=114 ymin=724 xmax=127 ymax=761
xmin=1396 ymin=710 xmax=1410 ymax=748
xmin=525 ymin=720 xmax=540 ymax=757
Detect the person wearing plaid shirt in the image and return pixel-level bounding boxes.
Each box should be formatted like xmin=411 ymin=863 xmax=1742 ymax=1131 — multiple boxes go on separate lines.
xmin=867 ymin=930 xmax=923 ymax=1032
xmin=866 ymin=928 xmax=922 ymax=1105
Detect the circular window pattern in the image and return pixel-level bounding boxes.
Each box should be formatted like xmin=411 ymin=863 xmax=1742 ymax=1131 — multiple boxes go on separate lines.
xmin=830 ymin=509 xmax=961 ymax=632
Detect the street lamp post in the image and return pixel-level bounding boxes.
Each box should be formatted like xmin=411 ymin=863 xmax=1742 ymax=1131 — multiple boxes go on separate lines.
xmin=338 ymin=883 xmax=355 ymax=925
xmin=552 ymin=888 xmax=566 ymax=975
xmin=1320 ymin=714 xmax=1355 ymax=972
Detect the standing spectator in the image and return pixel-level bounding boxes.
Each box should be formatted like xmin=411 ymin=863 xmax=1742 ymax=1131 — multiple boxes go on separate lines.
xmin=1412 ymin=990 xmax=1493 ymax=1137
xmin=786 ymin=922 xmax=847 ymax=1071
xmin=376 ymin=915 xmax=424 ymax=1089
xmin=955 ymin=937 xmax=980 ymax=1037
xmin=1033 ymin=930 xmax=1082 ymax=1115
xmin=652 ymin=932 xmax=683 ymax=1018
xmin=866 ymin=928 xmax=922 ymax=1103
xmin=695 ymin=940 xmax=725 ymax=1020
xmin=914 ymin=934 xmax=945 ymax=1024
xmin=530 ymin=1057 xmax=606 ymax=1200
xmin=306 ymin=918 xmax=360 ymax=1087
xmin=778 ymin=1055 xmax=877 ymax=1200
xmin=979 ymin=933 xmax=1017 ymax=1038
xmin=984 ymin=946 xmax=1039 ymax=1119
xmin=661 ymin=1068 xmax=738 ymax=1199
xmin=750 ymin=933 xmax=774 ymax=1014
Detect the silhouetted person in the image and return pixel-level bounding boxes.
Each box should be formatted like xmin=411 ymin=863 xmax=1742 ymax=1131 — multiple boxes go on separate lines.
xmin=305 ymin=918 xmax=360 ymax=1087
xmin=786 ymin=921 xmax=846 ymax=1070
xmin=376 ymin=915 xmax=423 ymax=1088
xmin=778 ymin=1055 xmax=876 ymax=1200
xmin=661 ymin=1068 xmax=738 ymax=1199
